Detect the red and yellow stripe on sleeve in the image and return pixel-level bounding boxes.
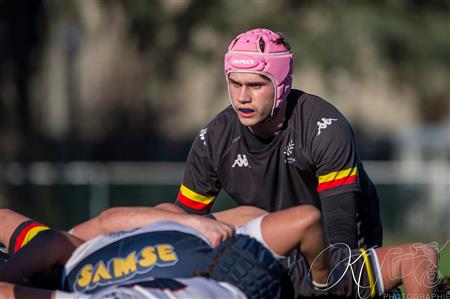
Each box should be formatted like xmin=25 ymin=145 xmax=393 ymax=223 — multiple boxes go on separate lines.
xmin=317 ymin=166 xmax=358 ymax=192
xmin=13 ymin=222 xmax=50 ymax=253
xmin=177 ymin=184 xmax=215 ymax=211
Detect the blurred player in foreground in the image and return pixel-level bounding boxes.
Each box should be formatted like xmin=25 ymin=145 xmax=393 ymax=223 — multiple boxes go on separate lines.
xmin=0 ymin=204 xmax=440 ymax=298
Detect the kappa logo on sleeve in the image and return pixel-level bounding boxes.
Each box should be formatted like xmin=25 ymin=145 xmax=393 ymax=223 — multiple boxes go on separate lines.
xmin=199 ymin=128 xmax=208 ymax=146
xmin=317 ymin=118 xmax=338 ymax=136
xmin=199 ymin=128 xmax=208 ymax=140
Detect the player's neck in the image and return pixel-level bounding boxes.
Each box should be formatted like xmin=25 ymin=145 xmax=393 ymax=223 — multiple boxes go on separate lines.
xmin=249 ymin=102 xmax=287 ymax=138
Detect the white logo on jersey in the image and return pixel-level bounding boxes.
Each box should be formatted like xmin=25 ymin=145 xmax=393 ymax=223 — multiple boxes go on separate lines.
xmin=317 ymin=118 xmax=338 ymax=136
xmin=283 ymin=140 xmax=296 ymax=164
xmin=232 ymin=154 xmax=250 ymax=168
xmin=199 ymin=128 xmax=208 ymax=140
xmin=199 ymin=128 xmax=208 ymax=146
xmin=283 ymin=140 xmax=294 ymax=156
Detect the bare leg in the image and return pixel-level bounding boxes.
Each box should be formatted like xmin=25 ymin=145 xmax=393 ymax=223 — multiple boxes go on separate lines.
xmin=261 ymin=205 xmax=330 ymax=284
xmin=375 ymin=243 xmax=438 ymax=295
xmin=0 ymin=209 xmax=30 ymax=248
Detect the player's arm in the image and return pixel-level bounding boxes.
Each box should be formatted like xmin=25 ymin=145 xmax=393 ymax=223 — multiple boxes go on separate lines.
xmin=0 ymin=209 xmax=83 ymax=284
xmin=320 ymin=192 xmax=358 ymax=247
xmin=308 ymin=99 xmax=364 ymax=248
xmin=0 ymin=229 xmax=82 ymax=284
xmin=175 ymin=127 xmax=221 ymax=214
xmin=71 ymin=204 xmax=235 ymax=247
xmin=0 ymin=208 xmax=32 ymax=250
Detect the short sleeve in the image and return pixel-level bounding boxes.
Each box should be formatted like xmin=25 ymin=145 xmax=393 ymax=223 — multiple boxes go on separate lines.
xmin=175 ymin=127 xmax=221 ymax=214
xmin=309 ymin=104 xmax=361 ymax=199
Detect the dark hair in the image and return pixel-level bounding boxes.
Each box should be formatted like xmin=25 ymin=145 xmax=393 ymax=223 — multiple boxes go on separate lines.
xmin=258 ymin=32 xmax=291 ymax=52
xmin=275 ymin=32 xmax=291 ymax=50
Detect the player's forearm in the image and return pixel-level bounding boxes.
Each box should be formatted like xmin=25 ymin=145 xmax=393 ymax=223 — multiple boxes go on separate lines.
xmin=71 ymin=206 xmax=234 ymax=247
xmin=72 ymin=205 xmax=216 ymax=241
xmin=320 ymin=192 xmax=358 ymax=247
xmin=70 ymin=206 xmax=183 ymax=240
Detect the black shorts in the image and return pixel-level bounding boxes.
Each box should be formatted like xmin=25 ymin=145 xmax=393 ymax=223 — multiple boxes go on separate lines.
xmin=285 ymin=246 xmax=384 ymax=298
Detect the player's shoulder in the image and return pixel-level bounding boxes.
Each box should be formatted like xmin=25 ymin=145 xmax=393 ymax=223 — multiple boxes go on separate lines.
xmin=292 ymin=89 xmax=343 ymax=115
xmin=208 ymin=105 xmax=237 ymax=128
xmin=287 ymin=90 xmax=353 ymax=144
xmin=289 ymin=89 xmax=348 ymax=126
xmin=196 ymin=106 xmax=239 ymax=141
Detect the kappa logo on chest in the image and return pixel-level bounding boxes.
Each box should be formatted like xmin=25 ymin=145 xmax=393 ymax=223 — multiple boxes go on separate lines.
xmin=232 ymin=154 xmax=250 ymax=168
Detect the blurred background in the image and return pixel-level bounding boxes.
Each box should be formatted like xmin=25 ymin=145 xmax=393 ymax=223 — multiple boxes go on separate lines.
xmin=0 ymin=0 xmax=448 ymax=273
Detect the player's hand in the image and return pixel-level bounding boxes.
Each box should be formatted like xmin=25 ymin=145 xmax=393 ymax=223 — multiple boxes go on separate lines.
xmin=181 ymin=215 xmax=235 ymax=247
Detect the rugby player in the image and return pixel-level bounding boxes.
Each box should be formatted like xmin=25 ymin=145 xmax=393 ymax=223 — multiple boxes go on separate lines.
xmin=175 ymin=27 xmax=383 ymax=252
xmin=173 ymin=28 xmax=385 ymax=297
xmin=37 ymin=28 xmax=384 ymax=297
xmin=0 ymin=205 xmax=439 ymax=298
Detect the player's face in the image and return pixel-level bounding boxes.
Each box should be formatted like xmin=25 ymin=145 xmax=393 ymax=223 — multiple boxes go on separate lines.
xmin=228 ymin=72 xmax=275 ymax=127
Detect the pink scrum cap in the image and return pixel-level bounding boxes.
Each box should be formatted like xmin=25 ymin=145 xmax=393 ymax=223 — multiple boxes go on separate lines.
xmin=224 ymin=28 xmax=293 ymax=114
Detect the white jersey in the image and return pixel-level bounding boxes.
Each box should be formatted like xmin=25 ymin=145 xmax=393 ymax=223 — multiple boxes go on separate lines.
xmin=63 ymin=221 xmax=212 ymax=280
xmin=60 ymin=219 xmax=268 ymax=298
xmin=63 ymin=218 xmax=273 ymax=285
xmin=55 ymin=277 xmax=246 ymax=299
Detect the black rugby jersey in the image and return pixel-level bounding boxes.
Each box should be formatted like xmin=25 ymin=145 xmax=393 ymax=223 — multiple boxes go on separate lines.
xmin=176 ymin=90 xmax=381 ymax=245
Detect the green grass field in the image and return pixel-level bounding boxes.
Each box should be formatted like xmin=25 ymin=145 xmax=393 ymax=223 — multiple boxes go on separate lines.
xmin=439 ymin=247 xmax=450 ymax=276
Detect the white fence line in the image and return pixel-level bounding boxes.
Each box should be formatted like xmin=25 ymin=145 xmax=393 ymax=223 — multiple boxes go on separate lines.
xmin=1 ymin=160 xmax=449 ymax=186
xmin=1 ymin=161 xmax=185 ymax=186
xmin=1 ymin=161 xmax=449 ymax=224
